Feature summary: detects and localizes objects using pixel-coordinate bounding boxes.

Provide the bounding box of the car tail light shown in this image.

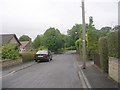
[44,54,48,58]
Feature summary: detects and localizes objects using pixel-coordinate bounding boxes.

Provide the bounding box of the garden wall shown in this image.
[109,57,120,83]
[0,58,22,68]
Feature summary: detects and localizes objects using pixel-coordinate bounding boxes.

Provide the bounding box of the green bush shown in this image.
[99,37,108,73]
[107,30,119,59]
[21,51,35,62]
[75,38,82,54]
[2,44,20,60]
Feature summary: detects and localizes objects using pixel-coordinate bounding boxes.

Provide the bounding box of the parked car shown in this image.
[33,50,52,62]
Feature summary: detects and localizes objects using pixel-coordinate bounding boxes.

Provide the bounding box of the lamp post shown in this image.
[81,0,86,69]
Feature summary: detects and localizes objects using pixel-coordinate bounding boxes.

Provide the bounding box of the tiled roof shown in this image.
[20,41,30,49]
[0,34,21,46]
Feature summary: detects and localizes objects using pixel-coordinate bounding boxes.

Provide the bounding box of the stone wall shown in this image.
[109,57,120,83]
[0,58,22,68]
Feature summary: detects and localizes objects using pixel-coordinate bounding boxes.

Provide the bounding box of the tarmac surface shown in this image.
[1,51,119,89]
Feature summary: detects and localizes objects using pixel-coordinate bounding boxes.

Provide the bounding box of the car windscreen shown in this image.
[36,51,48,54]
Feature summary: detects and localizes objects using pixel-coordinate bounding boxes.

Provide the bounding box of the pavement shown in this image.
[78,60,119,89]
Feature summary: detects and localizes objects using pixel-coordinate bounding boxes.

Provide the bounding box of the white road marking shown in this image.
[80,68,92,88]
[78,64,92,88]
[78,71,87,88]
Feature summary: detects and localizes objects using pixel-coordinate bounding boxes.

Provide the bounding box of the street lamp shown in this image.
[81,0,86,69]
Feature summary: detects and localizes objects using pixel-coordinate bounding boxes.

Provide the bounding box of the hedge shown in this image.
[99,37,108,73]
[107,30,120,59]
[21,51,36,62]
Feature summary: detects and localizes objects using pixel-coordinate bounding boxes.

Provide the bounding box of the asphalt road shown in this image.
[2,51,82,88]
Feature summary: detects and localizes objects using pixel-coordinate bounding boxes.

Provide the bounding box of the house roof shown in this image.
[0,34,21,46]
[20,41,30,49]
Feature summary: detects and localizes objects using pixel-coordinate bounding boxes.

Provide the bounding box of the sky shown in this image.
[1,0,119,40]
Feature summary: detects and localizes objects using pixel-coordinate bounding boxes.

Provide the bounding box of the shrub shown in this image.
[2,44,20,60]
[107,30,119,59]
[21,51,35,62]
[75,38,82,54]
[99,37,108,73]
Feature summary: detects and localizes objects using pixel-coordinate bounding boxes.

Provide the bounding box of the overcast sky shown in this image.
[1,0,119,40]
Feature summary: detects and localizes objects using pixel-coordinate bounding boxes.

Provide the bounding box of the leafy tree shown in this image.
[100,26,111,36]
[32,35,41,49]
[19,35,31,41]
[61,34,67,49]
[112,25,120,31]
[43,27,63,52]
[39,46,46,50]
[87,16,99,60]
[67,24,82,47]
[88,16,94,28]
[87,17,111,60]
[2,44,20,60]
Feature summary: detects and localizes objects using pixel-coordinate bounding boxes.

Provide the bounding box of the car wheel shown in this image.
[47,58,50,62]
[35,60,37,62]
[37,60,40,63]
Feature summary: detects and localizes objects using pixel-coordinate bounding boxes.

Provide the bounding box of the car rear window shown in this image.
[36,50,48,54]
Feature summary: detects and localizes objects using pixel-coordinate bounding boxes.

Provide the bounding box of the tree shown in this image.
[32,35,41,49]
[43,27,63,52]
[100,26,111,36]
[19,35,31,41]
[112,25,120,31]
[86,17,111,60]
[87,16,99,60]
[61,34,67,49]
[67,24,82,47]
[88,16,94,28]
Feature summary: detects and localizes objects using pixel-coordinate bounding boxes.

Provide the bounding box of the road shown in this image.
[2,51,83,88]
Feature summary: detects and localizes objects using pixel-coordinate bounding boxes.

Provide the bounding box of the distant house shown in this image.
[20,41,32,53]
[0,34,21,48]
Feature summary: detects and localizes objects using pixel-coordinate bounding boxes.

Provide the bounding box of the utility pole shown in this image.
[81,0,86,69]
[118,1,120,25]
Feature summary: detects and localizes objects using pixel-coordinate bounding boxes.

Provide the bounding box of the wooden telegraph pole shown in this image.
[81,0,86,69]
